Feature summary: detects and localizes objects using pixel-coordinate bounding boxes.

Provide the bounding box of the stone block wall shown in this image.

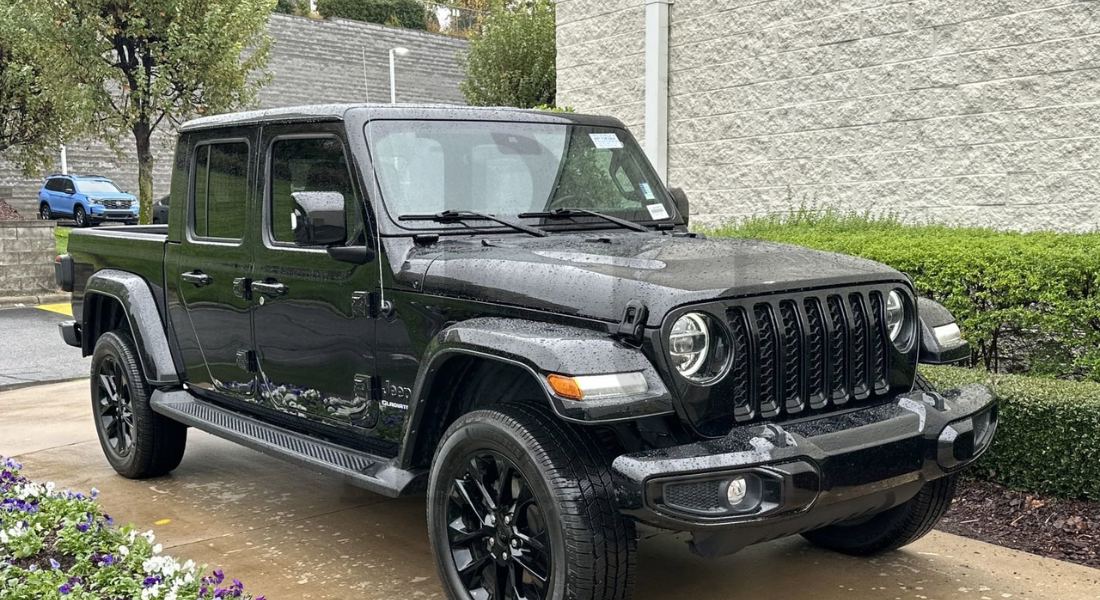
[0,221,57,299]
[557,0,1100,231]
[0,13,468,219]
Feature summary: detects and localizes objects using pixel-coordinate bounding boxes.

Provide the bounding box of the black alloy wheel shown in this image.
[95,355,135,459]
[40,204,52,220]
[73,205,87,227]
[447,451,552,600]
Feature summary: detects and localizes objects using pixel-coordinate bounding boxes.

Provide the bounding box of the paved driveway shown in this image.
[0,305,88,388]
[2,381,1098,600]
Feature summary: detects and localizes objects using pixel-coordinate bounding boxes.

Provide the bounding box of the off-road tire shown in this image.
[428,402,636,600]
[801,371,955,555]
[73,205,87,227]
[91,331,187,479]
[39,203,52,221]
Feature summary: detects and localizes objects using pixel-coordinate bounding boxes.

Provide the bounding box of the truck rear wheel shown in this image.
[427,403,635,600]
[91,331,187,479]
[802,371,955,555]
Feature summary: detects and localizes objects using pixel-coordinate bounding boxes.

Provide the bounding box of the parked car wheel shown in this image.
[73,205,88,228]
[800,371,955,556]
[428,403,636,600]
[39,203,52,221]
[91,330,187,479]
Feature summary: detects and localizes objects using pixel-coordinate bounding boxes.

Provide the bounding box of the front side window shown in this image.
[76,180,122,194]
[191,142,249,240]
[268,137,360,245]
[46,178,70,192]
[365,120,672,230]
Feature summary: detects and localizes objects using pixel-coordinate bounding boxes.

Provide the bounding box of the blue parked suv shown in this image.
[38,174,138,227]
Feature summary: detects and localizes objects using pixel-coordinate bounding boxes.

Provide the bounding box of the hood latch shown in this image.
[615,300,648,346]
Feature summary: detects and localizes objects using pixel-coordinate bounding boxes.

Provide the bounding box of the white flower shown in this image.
[44,482,55,494]
[153,543,163,554]
[182,560,194,572]
[183,573,194,584]
[165,592,177,600]
[118,545,129,557]
[128,530,138,543]
[143,530,156,543]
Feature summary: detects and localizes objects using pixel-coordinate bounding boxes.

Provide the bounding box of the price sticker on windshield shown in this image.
[646,203,670,220]
[589,133,623,149]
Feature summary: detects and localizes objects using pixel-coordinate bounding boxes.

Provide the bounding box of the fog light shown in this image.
[726,477,748,506]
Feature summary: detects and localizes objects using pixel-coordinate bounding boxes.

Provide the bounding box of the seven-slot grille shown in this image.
[723,290,894,423]
[100,198,132,209]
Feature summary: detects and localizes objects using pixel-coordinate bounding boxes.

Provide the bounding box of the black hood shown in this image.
[391,233,906,326]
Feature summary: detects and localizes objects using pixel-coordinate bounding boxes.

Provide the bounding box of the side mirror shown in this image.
[291,191,346,246]
[669,187,689,227]
[65,187,75,195]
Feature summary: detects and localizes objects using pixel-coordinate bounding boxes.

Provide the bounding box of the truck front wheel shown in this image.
[90,331,187,479]
[427,403,636,600]
[801,372,955,555]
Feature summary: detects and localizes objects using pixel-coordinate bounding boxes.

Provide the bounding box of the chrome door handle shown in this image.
[251,280,289,297]
[181,271,213,287]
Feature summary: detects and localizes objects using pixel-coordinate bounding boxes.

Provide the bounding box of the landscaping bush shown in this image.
[0,457,264,599]
[708,210,1100,381]
[315,0,431,29]
[922,365,1100,500]
[460,0,556,108]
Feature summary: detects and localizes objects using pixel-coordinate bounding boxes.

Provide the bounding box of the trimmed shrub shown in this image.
[708,210,1100,381]
[922,365,1100,500]
[316,0,431,29]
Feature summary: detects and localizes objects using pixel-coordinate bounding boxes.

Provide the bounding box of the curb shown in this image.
[0,293,71,309]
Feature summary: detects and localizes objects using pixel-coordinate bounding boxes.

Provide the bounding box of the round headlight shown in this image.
[886,290,915,351]
[669,313,709,377]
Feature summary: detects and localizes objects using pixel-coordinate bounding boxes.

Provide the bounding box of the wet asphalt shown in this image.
[2,381,1098,600]
[0,306,89,389]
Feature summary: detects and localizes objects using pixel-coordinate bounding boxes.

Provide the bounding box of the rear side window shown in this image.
[45,178,68,192]
[268,137,359,245]
[192,142,249,240]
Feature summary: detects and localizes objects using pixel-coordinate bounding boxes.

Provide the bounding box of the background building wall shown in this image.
[0,13,468,219]
[557,0,1100,231]
[0,221,57,300]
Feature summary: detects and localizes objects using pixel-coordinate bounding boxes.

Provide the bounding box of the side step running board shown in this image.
[150,388,424,497]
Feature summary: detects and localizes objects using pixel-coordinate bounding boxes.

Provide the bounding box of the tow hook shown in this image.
[615,300,648,346]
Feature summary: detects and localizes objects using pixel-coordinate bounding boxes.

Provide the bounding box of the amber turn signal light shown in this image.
[546,374,583,400]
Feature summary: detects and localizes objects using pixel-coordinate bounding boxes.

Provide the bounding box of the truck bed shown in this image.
[68,225,170,311]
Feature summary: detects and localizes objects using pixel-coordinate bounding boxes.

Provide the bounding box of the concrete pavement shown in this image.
[2,381,1098,600]
[0,305,87,389]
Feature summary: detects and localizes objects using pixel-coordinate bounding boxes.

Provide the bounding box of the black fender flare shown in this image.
[397,317,673,467]
[917,297,969,365]
[80,269,180,386]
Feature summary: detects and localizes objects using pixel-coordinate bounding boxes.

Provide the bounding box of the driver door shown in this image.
[250,124,381,440]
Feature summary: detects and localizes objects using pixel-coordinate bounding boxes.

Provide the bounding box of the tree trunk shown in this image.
[134,124,153,224]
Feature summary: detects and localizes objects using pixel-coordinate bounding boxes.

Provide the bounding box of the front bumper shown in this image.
[611,384,997,557]
[89,206,138,221]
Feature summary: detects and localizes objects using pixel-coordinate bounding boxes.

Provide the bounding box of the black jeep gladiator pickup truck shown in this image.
[56,104,997,600]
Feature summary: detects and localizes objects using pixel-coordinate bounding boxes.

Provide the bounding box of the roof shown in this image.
[178,103,627,132]
[47,173,113,180]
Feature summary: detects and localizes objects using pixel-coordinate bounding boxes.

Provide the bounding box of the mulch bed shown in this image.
[0,198,24,221]
[938,478,1099,569]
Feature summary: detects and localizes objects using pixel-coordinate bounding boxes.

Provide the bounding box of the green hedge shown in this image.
[316,0,431,29]
[923,365,1100,500]
[708,211,1100,381]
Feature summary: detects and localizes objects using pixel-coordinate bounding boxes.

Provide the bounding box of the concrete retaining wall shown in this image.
[0,221,57,300]
[557,0,1100,231]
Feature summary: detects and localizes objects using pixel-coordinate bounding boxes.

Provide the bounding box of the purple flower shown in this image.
[27,564,37,572]
[213,569,225,584]
[213,587,226,598]
[58,583,71,595]
[143,575,162,588]
[90,487,99,498]
[50,558,61,569]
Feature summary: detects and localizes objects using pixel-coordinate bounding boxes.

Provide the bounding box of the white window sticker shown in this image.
[589,133,624,149]
[639,182,656,200]
[646,203,670,220]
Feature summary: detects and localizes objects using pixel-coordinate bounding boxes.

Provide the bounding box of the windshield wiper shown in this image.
[400,210,548,237]
[517,208,650,233]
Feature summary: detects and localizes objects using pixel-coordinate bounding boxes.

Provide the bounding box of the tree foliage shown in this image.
[460,0,556,108]
[58,0,275,222]
[0,1,92,174]
[315,0,432,30]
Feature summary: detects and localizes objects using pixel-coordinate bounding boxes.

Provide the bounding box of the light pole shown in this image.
[389,46,409,104]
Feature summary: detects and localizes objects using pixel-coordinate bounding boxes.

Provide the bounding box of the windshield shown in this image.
[77,180,122,194]
[365,120,674,230]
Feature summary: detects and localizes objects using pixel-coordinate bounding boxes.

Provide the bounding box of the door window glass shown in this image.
[268,137,360,245]
[192,142,248,240]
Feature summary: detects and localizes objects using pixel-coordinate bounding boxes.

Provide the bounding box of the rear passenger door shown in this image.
[169,129,258,403]
[249,124,381,439]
